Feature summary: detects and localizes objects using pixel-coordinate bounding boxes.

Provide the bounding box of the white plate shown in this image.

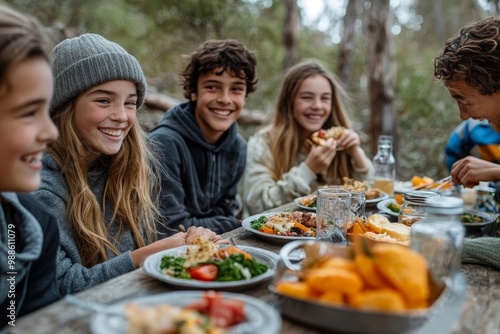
[394,181,453,196]
[242,212,316,245]
[90,291,282,334]
[365,191,390,206]
[394,181,412,194]
[142,245,278,291]
[295,192,389,210]
[377,198,400,217]
[293,196,316,211]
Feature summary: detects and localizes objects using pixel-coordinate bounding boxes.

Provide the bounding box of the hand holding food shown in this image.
[305,137,338,174]
[310,126,345,146]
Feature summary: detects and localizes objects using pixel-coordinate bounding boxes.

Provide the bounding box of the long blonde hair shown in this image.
[269,59,354,185]
[48,101,161,267]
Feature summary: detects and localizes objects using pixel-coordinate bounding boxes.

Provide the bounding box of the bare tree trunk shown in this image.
[283,0,299,70]
[367,0,396,156]
[432,0,445,43]
[338,0,357,86]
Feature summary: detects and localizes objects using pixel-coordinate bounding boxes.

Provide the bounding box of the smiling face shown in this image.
[73,80,137,164]
[191,69,247,144]
[293,74,332,135]
[447,80,500,132]
[0,57,58,192]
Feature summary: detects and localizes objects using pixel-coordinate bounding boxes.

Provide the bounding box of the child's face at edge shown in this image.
[447,80,500,132]
[191,68,246,144]
[0,57,58,192]
[73,80,137,165]
[293,74,332,135]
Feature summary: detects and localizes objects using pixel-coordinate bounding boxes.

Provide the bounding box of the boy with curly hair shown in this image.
[435,16,500,269]
[435,16,500,187]
[149,40,258,235]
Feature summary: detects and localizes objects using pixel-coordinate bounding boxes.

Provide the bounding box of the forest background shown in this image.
[6,0,500,181]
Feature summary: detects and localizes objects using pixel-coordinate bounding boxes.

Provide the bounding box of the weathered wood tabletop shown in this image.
[7,202,500,334]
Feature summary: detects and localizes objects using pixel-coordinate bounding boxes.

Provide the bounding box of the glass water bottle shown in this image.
[372,135,396,196]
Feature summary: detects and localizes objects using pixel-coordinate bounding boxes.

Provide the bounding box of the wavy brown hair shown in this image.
[268,59,354,185]
[0,4,49,86]
[180,39,258,104]
[48,101,161,267]
[434,16,500,95]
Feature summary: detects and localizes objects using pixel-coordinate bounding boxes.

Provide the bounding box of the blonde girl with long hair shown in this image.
[34,34,224,295]
[244,59,373,215]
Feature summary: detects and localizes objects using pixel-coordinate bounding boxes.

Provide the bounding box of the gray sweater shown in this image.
[33,154,135,295]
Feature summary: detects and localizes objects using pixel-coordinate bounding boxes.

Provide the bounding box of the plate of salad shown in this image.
[90,290,282,334]
[294,195,316,211]
[376,198,401,217]
[142,237,278,291]
[242,211,316,245]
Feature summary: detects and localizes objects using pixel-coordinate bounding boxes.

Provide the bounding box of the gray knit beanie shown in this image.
[49,33,146,116]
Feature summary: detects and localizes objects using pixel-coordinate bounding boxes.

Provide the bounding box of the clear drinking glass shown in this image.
[316,187,352,245]
[410,197,465,282]
[349,190,366,220]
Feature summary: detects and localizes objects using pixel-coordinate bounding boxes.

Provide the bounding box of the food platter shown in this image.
[90,291,282,334]
[142,245,278,291]
[461,210,495,228]
[241,212,316,245]
[293,196,316,211]
[365,191,390,206]
[377,198,400,217]
[270,240,466,334]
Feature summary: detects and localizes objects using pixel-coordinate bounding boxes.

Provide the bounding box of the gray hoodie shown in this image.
[0,192,60,328]
[33,154,136,295]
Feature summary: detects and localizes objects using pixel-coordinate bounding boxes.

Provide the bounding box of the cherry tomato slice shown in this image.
[188,264,219,281]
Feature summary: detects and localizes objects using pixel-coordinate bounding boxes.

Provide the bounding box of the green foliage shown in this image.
[4,0,493,181]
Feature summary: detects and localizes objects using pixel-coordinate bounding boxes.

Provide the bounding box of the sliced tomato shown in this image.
[188,264,218,281]
[317,129,326,138]
[186,291,246,328]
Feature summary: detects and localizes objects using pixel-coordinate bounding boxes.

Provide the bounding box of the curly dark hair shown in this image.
[434,16,500,95]
[179,39,258,101]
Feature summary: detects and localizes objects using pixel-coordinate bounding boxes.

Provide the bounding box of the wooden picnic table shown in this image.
[7,201,500,334]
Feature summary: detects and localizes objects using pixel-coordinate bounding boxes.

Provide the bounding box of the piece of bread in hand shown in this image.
[310,126,345,146]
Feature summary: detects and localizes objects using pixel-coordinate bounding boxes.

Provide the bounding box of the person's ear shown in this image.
[191,93,197,101]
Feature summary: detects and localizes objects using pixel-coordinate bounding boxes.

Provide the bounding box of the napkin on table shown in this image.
[462,237,500,270]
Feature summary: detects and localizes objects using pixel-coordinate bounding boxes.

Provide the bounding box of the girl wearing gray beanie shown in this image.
[33,33,226,295]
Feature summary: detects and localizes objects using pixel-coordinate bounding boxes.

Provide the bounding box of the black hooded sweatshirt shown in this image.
[149,102,246,236]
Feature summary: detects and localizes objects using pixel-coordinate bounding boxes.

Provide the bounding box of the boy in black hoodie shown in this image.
[0,4,61,329]
[149,40,258,235]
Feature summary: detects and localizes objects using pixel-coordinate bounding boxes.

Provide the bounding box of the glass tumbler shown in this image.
[410,197,465,282]
[316,187,351,245]
[349,190,366,221]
